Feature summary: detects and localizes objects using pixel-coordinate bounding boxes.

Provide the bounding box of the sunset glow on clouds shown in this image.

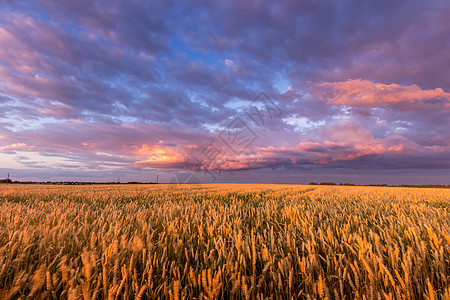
[1,0,450,183]
[312,80,450,108]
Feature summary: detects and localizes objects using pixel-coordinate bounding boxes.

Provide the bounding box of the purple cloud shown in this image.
[1,0,450,183]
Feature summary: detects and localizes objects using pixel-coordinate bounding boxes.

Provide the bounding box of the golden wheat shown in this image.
[0,184,449,298]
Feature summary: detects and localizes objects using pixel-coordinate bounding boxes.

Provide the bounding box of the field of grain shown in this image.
[0,184,450,299]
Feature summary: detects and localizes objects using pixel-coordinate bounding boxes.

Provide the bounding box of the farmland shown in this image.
[0,184,450,299]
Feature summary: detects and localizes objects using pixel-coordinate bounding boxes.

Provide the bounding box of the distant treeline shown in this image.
[1,180,449,189]
[309,182,450,188]
[309,182,357,186]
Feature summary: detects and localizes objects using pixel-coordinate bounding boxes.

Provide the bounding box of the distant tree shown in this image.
[319,182,337,186]
[309,182,318,185]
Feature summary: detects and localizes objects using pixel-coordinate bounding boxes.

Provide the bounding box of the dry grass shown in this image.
[0,183,450,299]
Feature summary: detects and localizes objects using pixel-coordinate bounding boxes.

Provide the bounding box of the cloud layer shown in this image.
[1,0,450,183]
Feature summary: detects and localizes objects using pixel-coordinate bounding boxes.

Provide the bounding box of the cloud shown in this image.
[0,143,33,152]
[133,144,188,168]
[201,122,420,171]
[311,79,450,109]
[1,0,450,183]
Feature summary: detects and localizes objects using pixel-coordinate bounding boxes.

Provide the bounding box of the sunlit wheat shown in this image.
[0,184,449,298]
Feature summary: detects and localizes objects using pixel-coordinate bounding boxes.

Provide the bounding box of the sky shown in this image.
[1,0,450,184]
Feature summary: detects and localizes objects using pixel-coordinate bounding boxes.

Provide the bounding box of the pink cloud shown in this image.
[133,144,187,168]
[295,142,325,152]
[224,58,234,67]
[0,143,34,152]
[221,122,421,169]
[311,79,450,108]
[314,122,418,161]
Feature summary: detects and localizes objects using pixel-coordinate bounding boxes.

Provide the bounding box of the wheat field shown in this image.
[0,184,450,299]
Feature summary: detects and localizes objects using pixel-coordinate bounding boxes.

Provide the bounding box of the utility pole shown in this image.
[156,173,159,184]
[7,172,10,184]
